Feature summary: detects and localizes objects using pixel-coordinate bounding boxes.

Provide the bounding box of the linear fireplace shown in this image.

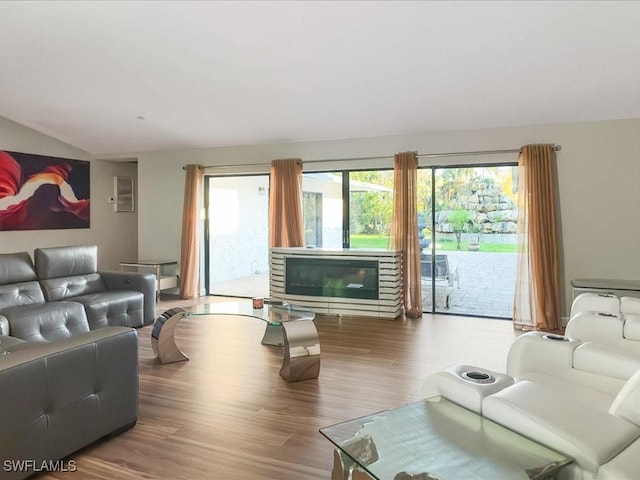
[270,248,402,318]
[285,257,379,300]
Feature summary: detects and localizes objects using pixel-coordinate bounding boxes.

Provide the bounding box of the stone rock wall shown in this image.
[435,178,517,234]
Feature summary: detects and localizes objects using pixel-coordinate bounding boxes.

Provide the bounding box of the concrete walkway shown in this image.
[210,251,517,319]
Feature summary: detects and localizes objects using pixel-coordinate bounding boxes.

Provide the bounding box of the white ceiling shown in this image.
[0,1,639,156]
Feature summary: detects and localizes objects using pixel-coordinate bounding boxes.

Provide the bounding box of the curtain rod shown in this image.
[184,144,561,170]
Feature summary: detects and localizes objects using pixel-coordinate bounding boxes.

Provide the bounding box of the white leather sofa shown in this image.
[420,294,640,479]
[566,294,640,364]
[505,294,640,397]
[422,362,640,479]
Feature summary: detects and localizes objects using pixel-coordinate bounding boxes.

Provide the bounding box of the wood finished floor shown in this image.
[39,296,521,480]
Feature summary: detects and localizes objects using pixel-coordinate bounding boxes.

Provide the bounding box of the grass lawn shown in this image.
[350,234,517,253]
[438,241,517,253]
[350,234,390,248]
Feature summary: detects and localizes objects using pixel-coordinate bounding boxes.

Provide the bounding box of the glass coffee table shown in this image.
[320,397,572,480]
[151,301,320,382]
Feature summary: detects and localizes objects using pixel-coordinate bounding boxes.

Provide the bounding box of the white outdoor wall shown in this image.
[208,175,270,283]
[135,118,640,317]
[0,116,138,270]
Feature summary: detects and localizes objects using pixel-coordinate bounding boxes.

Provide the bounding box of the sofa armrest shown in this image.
[506,331,580,378]
[0,335,27,351]
[100,271,157,326]
[0,314,8,336]
[420,364,513,414]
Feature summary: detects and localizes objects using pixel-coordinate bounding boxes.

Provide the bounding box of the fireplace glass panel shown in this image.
[286,258,379,300]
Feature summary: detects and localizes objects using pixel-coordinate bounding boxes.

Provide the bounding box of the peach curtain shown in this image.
[389,151,422,318]
[179,164,204,299]
[513,144,561,330]
[269,158,304,247]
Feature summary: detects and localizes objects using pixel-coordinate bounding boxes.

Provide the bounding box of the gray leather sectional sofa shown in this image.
[0,328,138,480]
[0,245,155,479]
[0,245,156,341]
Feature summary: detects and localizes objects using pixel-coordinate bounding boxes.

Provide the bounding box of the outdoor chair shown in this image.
[421,254,458,308]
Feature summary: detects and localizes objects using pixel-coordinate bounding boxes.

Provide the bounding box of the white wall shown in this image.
[11,110,635,318]
[136,118,640,317]
[0,116,138,270]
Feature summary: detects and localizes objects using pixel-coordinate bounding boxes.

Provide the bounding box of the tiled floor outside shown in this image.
[210,251,516,319]
[431,251,516,319]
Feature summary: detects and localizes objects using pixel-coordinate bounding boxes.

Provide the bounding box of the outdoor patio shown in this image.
[210,250,516,319]
[422,251,516,319]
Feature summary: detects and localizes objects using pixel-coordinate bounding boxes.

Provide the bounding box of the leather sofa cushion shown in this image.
[482,377,640,473]
[3,301,90,343]
[624,315,640,341]
[0,252,37,285]
[0,280,46,308]
[34,245,98,279]
[573,342,640,380]
[621,296,640,316]
[39,273,106,302]
[598,433,640,479]
[72,290,144,329]
[0,315,8,336]
[609,368,640,427]
[515,372,616,410]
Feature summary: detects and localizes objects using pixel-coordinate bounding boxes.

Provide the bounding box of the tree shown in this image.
[349,171,393,235]
[449,209,472,250]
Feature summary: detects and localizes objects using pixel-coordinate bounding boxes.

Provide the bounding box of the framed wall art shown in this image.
[0,150,90,231]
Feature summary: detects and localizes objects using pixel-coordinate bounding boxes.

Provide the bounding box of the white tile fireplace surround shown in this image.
[269,247,402,318]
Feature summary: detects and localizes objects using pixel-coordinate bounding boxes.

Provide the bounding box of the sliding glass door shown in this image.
[299,167,516,318]
[348,171,394,248]
[204,164,517,318]
[205,175,270,298]
[301,173,343,248]
[300,170,395,250]
[428,165,518,318]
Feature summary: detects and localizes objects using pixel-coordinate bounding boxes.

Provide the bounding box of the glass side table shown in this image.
[150,301,320,382]
[119,260,179,300]
[320,397,572,480]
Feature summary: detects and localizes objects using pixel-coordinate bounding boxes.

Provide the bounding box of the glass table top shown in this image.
[184,300,316,326]
[320,397,572,480]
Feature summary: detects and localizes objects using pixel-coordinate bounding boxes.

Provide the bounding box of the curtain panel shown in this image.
[269,158,304,248]
[179,164,204,299]
[390,151,423,318]
[513,144,561,330]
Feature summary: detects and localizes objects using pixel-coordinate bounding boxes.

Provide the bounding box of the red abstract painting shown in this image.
[0,151,90,230]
